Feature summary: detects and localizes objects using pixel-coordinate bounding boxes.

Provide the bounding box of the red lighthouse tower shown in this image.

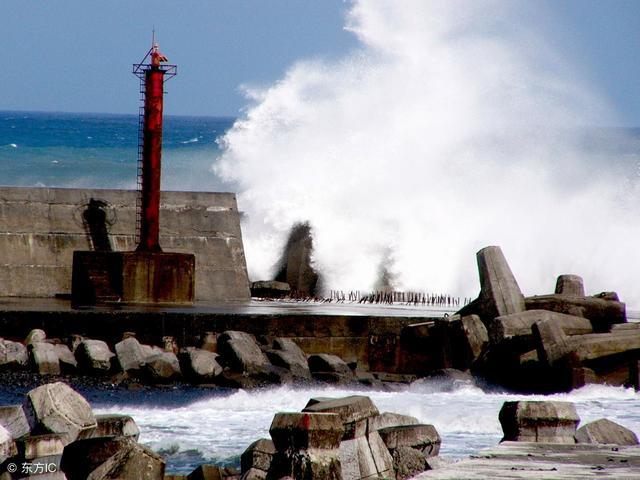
[133,42,175,252]
[71,41,195,306]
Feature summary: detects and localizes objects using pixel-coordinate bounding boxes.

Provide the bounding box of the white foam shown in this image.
[93,381,640,464]
[214,0,640,307]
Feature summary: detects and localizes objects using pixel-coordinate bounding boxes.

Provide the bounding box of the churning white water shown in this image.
[215,0,640,306]
[93,381,640,473]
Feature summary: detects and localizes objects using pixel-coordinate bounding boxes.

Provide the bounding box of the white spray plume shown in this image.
[216,0,640,305]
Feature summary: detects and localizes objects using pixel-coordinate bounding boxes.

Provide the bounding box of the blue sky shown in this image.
[1,0,639,125]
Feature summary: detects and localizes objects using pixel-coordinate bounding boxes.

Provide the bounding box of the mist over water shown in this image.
[216,0,640,306]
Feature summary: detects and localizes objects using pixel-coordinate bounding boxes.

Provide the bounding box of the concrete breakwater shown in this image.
[0,187,250,302]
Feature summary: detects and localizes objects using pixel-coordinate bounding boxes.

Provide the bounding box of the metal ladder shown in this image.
[135,77,145,244]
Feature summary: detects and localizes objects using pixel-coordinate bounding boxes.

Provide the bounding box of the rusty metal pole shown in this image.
[137,47,165,252]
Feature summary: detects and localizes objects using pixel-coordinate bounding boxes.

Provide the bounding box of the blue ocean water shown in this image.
[0,111,234,191]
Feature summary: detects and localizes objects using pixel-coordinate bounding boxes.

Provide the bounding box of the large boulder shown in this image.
[307,354,354,383]
[86,440,165,479]
[187,465,239,479]
[29,342,61,375]
[575,418,639,445]
[180,348,223,380]
[115,337,146,372]
[217,331,271,374]
[23,382,97,445]
[142,352,181,381]
[76,340,115,373]
[267,339,311,381]
[499,401,579,444]
[269,412,343,480]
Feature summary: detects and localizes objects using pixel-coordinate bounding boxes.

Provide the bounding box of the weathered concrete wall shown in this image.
[0,187,250,301]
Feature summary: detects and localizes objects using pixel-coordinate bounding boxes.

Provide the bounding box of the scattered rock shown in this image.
[307,354,354,383]
[53,343,78,372]
[25,329,46,346]
[115,337,146,372]
[23,382,97,445]
[575,418,639,445]
[217,331,271,375]
[180,348,223,380]
[499,401,579,444]
[142,352,181,381]
[0,339,28,369]
[76,340,115,373]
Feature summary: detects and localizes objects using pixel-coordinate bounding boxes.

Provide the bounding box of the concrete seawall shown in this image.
[0,187,250,301]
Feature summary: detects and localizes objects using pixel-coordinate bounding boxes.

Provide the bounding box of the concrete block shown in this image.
[0,425,17,464]
[76,340,114,373]
[369,412,420,432]
[555,274,585,296]
[575,418,639,445]
[302,395,379,440]
[269,412,343,451]
[378,424,441,456]
[532,318,572,366]
[29,342,61,375]
[525,294,626,331]
[0,405,30,439]
[23,382,97,446]
[566,331,640,362]
[180,349,222,379]
[489,310,593,345]
[187,464,239,479]
[499,401,580,443]
[60,436,134,479]
[476,246,525,319]
[250,280,290,298]
[240,438,275,474]
[392,446,428,480]
[86,441,165,479]
[15,433,64,466]
[78,414,140,441]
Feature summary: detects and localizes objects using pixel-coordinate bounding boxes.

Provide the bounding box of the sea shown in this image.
[1,110,640,475]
